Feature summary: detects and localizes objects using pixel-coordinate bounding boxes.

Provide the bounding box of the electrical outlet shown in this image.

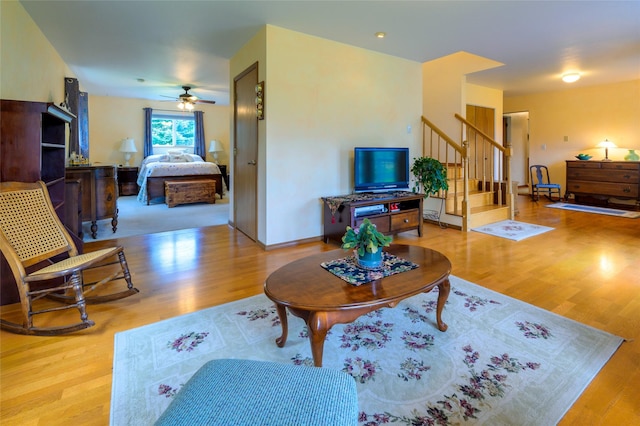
[541,144,547,151]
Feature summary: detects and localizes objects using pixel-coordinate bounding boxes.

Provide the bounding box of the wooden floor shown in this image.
[1,196,639,425]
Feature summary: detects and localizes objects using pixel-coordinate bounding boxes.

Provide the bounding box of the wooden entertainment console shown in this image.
[565,160,640,208]
[322,192,424,243]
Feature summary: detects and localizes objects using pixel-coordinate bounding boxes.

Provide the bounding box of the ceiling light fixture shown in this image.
[562,72,581,83]
[178,100,195,111]
[375,32,386,38]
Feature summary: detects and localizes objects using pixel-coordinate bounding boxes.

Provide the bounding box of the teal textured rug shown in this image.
[111,275,623,425]
[546,202,640,218]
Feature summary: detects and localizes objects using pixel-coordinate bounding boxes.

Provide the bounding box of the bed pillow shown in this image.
[141,154,169,168]
[168,153,190,162]
[186,154,204,162]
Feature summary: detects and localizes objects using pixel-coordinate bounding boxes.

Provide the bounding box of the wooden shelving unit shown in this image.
[1,100,76,305]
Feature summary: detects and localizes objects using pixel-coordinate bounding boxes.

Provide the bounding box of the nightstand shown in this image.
[118,166,139,196]
[217,164,230,190]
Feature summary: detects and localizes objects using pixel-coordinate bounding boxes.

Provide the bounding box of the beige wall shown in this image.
[88,96,230,167]
[505,79,640,191]
[0,1,72,102]
[261,26,422,245]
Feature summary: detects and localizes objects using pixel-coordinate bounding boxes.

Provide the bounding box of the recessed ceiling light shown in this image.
[375,32,386,39]
[562,72,580,83]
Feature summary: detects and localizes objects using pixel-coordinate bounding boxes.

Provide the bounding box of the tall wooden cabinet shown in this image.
[1,99,76,305]
[1,100,75,219]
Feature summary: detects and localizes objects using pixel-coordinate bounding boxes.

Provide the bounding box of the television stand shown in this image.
[322,192,424,244]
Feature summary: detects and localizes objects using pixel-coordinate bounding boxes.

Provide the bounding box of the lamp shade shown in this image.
[596,139,616,149]
[209,140,224,153]
[119,138,137,153]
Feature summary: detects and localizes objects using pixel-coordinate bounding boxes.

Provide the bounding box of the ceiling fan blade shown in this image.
[196,99,216,105]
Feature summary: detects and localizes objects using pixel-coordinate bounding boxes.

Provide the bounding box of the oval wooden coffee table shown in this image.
[264,244,451,367]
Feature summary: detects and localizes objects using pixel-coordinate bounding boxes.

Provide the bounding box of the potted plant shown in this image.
[411,157,449,197]
[341,218,392,269]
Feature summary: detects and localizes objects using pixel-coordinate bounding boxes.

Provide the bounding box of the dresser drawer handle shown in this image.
[623,187,631,193]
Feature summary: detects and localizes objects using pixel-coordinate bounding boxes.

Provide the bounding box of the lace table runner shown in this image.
[320,252,419,286]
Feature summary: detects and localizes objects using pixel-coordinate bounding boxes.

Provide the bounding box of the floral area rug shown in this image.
[471,220,554,241]
[110,275,622,425]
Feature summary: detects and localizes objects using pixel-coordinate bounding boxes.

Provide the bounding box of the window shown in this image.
[151,114,195,148]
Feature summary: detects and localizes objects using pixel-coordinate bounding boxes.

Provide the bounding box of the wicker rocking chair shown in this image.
[0,181,139,335]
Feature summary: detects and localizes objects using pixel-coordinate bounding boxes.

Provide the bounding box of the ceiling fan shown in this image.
[167,86,216,110]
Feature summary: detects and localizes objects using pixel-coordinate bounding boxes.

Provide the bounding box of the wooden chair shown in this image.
[530,165,562,201]
[0,181,139,335]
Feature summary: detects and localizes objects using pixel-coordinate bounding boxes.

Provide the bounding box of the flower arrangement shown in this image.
[341,218,392,257]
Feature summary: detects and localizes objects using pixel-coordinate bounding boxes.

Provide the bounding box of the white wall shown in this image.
[263,26,423,246]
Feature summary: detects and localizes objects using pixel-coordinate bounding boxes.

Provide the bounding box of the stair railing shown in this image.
[454,113,513,218]
[420,116,469,219]
[421,115,514,229]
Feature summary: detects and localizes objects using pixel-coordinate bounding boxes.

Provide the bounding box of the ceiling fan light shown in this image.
[177,102,185,109]
[562,72,580,83]
[186,102,194,111]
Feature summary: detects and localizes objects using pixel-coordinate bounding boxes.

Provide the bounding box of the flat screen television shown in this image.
[354,147,410,193]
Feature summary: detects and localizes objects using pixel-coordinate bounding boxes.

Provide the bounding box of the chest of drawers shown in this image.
[565,160,640,205]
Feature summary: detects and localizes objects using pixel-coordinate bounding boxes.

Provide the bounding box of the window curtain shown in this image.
[193,111,206,158]
[143,107,153,158]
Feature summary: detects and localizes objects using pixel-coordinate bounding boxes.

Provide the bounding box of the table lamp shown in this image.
[208,140,224,164]
[596,139,616,161]
[119,138,137,166]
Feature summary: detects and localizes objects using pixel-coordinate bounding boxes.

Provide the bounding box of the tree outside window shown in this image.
[151,116,195,147]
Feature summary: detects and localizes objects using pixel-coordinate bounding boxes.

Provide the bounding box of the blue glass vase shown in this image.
[357,250,383,270]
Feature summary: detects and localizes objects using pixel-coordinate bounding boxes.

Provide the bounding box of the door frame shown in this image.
[232,62,259,241]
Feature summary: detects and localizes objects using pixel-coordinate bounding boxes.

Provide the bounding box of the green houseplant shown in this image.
[411,157,449,196]
[341,218,392,269]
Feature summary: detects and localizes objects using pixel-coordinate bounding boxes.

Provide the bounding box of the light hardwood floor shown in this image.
[1,195,639,425]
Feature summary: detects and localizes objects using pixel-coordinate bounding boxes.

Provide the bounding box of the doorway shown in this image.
[233,63,259,241]
[503,111,529,190]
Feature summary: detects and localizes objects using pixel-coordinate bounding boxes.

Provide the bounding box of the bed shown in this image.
[136,152,226,205]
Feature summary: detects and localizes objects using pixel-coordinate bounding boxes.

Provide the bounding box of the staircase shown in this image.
[421,115,514,231]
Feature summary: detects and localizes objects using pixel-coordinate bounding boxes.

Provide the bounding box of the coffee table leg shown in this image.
[436,278,451,332]
[274,303,289,347]
[307,311,330,367]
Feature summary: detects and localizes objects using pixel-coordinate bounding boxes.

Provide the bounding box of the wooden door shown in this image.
[466,105,495,181]
[233,63,259,241]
